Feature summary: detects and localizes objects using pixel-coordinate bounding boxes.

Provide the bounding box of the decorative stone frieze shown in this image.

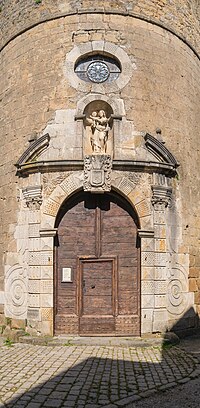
[43,172,72,196]
[155,295,166,308]
[83,155,112,192]
[118,178,135,195]
[28,267,41,280]
[28,294,40,308]
[29,251,53,266]
[41,308,53,321]
[141,252,155,267]
[23,186,42,210]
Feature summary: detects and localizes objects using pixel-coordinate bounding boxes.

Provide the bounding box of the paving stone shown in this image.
[178,377,190,384]
[159,381,177,390]
[43,399,63,407]
[104,405,118,408]
[0,343,199,407]
[36,388,52,395]
[29,395,47,403]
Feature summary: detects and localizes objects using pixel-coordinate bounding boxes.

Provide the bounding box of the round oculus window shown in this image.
[87,61,110,83]
[75,54,121,84]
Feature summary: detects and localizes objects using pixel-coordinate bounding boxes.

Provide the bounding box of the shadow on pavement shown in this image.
[0,308,199,408]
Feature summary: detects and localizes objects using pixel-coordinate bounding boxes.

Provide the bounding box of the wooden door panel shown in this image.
[102,216,133,228]
[80,259,113,315]
[83,297,113,314]
[84,268,111,281]
[79,259,115,334]
[79,317,115,335]
[56,297,76,314]
[119,292,139,314]
[84,280,112,295]
[102,233,137,243]
[101,243,136,254]
[119,273,138,291]
[119,257,138,267]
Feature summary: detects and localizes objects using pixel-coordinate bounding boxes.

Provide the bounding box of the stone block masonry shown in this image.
[0,0,199,335]
[0,1,199,55]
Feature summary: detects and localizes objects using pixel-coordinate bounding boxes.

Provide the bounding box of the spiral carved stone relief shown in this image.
[5,265,27,318]
[167,266,188,315]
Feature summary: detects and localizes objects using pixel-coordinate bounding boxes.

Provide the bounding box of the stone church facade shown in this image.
[0,0,199,336]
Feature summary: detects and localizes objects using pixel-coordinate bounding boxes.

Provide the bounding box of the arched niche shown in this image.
[83,101,114,156]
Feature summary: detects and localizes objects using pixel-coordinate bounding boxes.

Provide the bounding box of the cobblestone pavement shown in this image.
[126,377,200,408]
[0,342,200,408]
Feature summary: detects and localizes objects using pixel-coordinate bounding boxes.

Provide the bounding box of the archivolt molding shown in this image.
[144,133,179,167]
[64,41,135,93]
[41,171,152,230]
[15,134,50,170]
[75,93,125,117]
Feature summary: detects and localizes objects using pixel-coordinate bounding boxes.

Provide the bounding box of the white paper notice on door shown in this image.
[62,268,72,282]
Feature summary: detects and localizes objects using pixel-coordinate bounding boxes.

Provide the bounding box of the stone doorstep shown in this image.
[14,333,179,347]
[0,325,180,347]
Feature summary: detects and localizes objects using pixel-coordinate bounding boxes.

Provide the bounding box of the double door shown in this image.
[54,192,140,336]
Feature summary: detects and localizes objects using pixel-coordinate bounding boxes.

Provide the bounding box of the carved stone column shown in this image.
[138,229,155,334]
[151,177,172,332]
[27,227,57,336]
[22,185,55,335]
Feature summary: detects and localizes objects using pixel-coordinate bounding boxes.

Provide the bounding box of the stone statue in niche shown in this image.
[87,109,111,154]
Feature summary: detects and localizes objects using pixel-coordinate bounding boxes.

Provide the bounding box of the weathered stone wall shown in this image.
[0,0,199,55]
[0,1,199,331]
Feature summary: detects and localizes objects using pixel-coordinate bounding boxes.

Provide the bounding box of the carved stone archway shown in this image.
[31,171,152,335]
[41,171,151,229]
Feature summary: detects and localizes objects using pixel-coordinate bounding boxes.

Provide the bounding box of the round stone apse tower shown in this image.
[0,0,199,337]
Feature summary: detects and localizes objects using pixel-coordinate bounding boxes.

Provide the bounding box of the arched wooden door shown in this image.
[54,191,140,336]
